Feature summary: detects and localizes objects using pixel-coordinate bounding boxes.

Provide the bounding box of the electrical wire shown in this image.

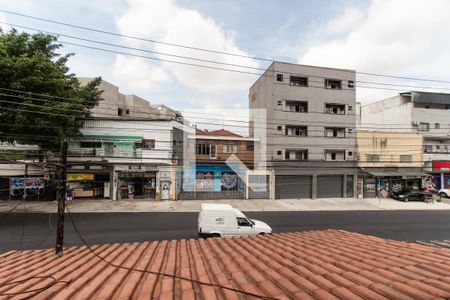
[2,9,450,85]
[0,275,72,299]
[5,21,450,93]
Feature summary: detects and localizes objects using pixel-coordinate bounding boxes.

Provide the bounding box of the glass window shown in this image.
[276,74,283,82]
[237,217,252,227]
[289,76,308,87]
[80,141,102,148]
[142,139,155,149]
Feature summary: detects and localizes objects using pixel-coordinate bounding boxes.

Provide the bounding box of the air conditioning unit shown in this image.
[412,121,418,126]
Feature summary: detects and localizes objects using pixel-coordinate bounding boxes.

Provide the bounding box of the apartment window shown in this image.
[324,103,345,114]
[277,126,282,131]
[196,144,210,155]
[435,123,440,129]
[348,81,354,88]
[324,127,345,138]
[142,139,155,149]
[118,108,124,116]
[325,79,342,89]
[277,150,282,155]
[348,151,353,156]
[246,144,254,152]
[289,76,308,87]
[80,141,101,148]
[325,150,345,161]
[285,126,307,137]
[366,154,380,162]
[418,122,430,131]
[285,100,307,112]
[400,155,412,163]
[424,144,432,153]
[285,150,308,160]
[223,145,237,154]
[125,109,130,115]
[277,100,282,106]
[276,74,283,82]
[210,145,217,159]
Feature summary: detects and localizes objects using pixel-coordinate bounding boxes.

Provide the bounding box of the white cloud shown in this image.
[299,0,450,103]
[115,0,259,95]
[111,55,170,91]
[324,7,364,35]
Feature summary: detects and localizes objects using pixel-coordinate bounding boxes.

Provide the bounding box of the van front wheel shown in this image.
[211,233,221,238]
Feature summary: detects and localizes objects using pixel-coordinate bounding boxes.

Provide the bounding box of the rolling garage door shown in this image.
[317,175,343,198]
[275,175,312,199]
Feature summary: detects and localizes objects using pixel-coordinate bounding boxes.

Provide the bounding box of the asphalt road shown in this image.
[1,210,450,253]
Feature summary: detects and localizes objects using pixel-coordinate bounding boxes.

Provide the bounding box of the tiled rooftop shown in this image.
[1,229,450,299]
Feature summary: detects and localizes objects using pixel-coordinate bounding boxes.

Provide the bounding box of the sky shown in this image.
[1,0,450,129]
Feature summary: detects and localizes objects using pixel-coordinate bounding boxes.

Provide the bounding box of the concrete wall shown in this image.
[250,62,356,162]
[356,131,423,168]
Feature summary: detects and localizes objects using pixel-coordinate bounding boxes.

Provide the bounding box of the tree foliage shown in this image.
[0,29,102,150]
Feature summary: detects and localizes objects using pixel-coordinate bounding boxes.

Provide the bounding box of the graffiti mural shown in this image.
[378,180,389,198]
[10,177,45,190]
[221,172,238,191]
[196,171,214,191]
[422,175,439,192]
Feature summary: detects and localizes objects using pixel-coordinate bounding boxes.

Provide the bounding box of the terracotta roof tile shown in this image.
[1,229,450,299]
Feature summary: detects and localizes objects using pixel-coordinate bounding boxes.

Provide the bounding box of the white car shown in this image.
[438,189,450,198]
[197,203,272,238]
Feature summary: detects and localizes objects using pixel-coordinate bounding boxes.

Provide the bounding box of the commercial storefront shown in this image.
[358,168,427,198]
[116,171,157,200]
[66,173,111,199]
[425,161,450,192]
[179,164,245,199]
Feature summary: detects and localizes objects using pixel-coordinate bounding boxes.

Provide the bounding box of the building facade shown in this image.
[356,131,425,198]
[249,62,357,199]
[66,118,190,200]
[179,129,271,199]
[361,91,450,191]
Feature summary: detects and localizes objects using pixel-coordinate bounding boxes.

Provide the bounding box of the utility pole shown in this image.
[55,138,68,256]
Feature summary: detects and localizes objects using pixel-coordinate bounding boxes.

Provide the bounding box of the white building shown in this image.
[361,91,450,190]
[67,118,193,200]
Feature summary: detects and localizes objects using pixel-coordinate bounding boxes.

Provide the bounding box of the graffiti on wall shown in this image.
[378,180,389,198]
[422,175,439,192]
[196,172,214,191]
[221,172,238,191]
[10,177,45,190]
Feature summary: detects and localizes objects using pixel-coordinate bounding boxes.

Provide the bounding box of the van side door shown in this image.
[236,217,255,236]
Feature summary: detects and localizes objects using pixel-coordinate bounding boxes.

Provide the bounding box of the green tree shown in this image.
[0,29,102,151]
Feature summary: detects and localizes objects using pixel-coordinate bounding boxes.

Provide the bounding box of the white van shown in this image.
[197,203,272,237]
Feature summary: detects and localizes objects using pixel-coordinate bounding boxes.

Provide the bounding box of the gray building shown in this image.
[249,62,357,199]
[361,91,450,190]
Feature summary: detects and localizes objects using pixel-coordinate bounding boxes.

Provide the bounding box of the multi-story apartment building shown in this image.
[249,62,357,199]
[361,91,450,191]
[64,79,193,201]
[356,131,425,198]
[78,78,183,121]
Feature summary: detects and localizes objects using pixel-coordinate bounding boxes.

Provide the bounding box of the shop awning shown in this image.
[364,169,429,177]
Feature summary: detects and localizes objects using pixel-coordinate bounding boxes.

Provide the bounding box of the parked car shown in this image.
[438,189,450,198]
[392,189,433,202]
[198,203,272,237]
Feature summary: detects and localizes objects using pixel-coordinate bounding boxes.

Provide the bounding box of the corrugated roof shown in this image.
[1,230,450,299]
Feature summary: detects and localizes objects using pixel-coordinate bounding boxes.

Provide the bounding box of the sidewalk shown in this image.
[1,197,450,213]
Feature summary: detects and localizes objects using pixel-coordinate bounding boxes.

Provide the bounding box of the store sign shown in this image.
[10,177,45,190]
[118,172,155,178]
[433,161,450,172]
[67,174,94,181]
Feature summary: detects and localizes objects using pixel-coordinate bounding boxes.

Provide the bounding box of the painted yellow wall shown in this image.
[356,131,423,168]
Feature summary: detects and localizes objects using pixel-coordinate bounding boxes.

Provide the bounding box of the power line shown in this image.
[4,22,450,93]
[2,9,450,85]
